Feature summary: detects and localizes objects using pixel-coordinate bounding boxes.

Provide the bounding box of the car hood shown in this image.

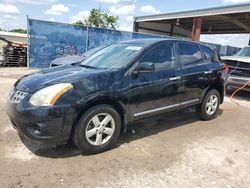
[51,55,84,66]
[15,65,109,93]
[221,56,250,63]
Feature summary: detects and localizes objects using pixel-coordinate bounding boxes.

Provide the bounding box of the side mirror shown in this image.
[133,62,155,75]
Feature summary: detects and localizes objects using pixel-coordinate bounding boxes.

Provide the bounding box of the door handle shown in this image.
[170,76,181,81]
[204,70,212,74]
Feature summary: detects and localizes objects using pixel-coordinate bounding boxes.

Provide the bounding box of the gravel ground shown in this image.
[0,68,250,188]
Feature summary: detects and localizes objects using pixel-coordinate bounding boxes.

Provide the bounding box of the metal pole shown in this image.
[133,20,139,32]
[170,24,174,36]
[26,15,30,68]
[86,25,89,52]
[191,17,203,41]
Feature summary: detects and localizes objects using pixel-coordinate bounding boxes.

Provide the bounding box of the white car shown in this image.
[221,46,250,91]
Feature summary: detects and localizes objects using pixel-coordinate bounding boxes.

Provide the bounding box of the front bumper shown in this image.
[227,76,250,91]
[6,100,77,144]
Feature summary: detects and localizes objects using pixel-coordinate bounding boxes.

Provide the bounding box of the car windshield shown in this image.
[236,47,250,57]
[81,46,105,58]
[80,43,145,69]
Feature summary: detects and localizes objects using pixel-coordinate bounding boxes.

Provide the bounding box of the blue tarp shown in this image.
[87,27,132,50]
[28,19,88,68]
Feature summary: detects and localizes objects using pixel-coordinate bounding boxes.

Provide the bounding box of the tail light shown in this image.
[222,63,229,71]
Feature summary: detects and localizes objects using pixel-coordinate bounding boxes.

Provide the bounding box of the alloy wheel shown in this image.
[206,95,218,115]
[85,113,115,146]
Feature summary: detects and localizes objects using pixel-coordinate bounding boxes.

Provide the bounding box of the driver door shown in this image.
[125,42,182,120]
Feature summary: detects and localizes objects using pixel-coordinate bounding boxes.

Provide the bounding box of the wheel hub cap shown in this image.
[85,113,115,146]
[206,95,218,115]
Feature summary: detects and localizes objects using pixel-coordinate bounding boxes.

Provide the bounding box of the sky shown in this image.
[0,0,250,47]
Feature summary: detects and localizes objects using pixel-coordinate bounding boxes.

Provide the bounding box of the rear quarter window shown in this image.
[179,43,203,66]
[200,45,216,61]
[212,52,220,62]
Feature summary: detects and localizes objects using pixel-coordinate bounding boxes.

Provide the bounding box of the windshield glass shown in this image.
[82,46,104,58]
[236,47,250,57]
[80,43,145,69]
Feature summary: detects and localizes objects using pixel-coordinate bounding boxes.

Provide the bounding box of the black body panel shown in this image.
[6,39,226,144]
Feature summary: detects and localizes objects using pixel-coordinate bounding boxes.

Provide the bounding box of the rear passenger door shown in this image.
[178,42,211,103]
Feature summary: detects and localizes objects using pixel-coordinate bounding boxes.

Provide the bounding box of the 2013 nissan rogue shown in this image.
[7,39,227,154]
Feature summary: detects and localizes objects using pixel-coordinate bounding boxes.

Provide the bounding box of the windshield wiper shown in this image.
[80,64,98,69]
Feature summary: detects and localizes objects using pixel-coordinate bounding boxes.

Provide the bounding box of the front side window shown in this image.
[80,43,145,69]
[179,43,203,66]
[138,43,175,71]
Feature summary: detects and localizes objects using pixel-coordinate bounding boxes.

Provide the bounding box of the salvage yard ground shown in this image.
[0,68,250,188]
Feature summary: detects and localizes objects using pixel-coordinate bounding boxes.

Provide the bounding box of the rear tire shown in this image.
[72,104,121,154]
[199,89,220,121]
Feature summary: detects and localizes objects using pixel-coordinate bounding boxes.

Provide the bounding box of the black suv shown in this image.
[7,39,227,154]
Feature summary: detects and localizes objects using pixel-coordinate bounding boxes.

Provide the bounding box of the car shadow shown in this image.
[19,135,82,158]
[20,107,224,158]
[119,108,223,145]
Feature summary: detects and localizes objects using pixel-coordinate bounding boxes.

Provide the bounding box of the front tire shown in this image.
[72,104,121,154]
[200,89,220,121]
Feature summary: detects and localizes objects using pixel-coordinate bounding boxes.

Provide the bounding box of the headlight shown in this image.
[29,83,73,106]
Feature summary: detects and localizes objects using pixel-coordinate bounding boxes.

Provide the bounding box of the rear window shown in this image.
[179,43,203,66]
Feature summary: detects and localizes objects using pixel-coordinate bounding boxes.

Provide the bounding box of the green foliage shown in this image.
[74,8,118,30]
[102,12,119,29]
[73,20,84,26]
[9,29,27,34]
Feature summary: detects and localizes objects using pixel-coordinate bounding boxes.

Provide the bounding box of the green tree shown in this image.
[9,29,27,34]
[73,20,84,26]
[104,14,118,29]
[74,8,118,30]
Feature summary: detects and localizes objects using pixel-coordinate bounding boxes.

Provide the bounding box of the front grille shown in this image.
[228,66,250,77]
[9,89,28,104]
[224,60,250,77]
[224,60,250,69]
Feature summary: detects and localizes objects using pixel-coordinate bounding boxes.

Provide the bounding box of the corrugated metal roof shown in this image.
[135,3,250,22]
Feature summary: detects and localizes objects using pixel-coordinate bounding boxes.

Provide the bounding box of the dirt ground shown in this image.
[0,67,250,188]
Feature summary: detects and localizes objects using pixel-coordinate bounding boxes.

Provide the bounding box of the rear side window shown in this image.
[179,43,203,66]
[200,45,214,60]
[139,43,175,71]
